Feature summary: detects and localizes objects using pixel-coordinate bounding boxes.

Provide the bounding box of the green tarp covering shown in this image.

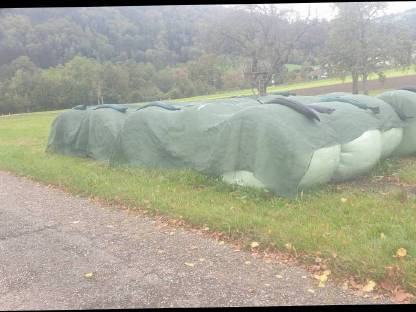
[47,91,415,199]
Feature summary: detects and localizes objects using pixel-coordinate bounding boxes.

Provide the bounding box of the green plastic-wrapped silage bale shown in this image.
[83,108,129,162]
[380,128,403,159]
[392,120,416,156]
[221,170,265,188]
[223,144,342,191]
[46,109,90,157]
[332,129,382,182]
[298,144,341,189]
[378,90,416,156]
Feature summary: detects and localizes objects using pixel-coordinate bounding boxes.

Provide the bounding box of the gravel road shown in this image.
[0,171,390,309]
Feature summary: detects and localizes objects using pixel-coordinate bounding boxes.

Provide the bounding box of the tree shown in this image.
[325,2,413,94]
[206,4,312,95]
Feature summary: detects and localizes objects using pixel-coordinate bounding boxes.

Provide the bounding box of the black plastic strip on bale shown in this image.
[399,86,416,93]
[72,104,87,110]
[135,101,181,112]
[307,104,335,114]
[93,104,128,113]
[263,97,321,121]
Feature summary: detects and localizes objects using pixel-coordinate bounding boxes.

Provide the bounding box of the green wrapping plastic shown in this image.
[378,90,416,120]
[380,128,403,159]
[222,171,265,188]
[392,119,416,156]
[378,90,416,156]
[332,130,382,182]
[298,144,341,189]
[47,92,406,198]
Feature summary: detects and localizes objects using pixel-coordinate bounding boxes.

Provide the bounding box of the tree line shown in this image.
[0,4,415,114]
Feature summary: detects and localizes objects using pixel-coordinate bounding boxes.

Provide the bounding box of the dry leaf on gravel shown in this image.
[184,262,195,267]
[362,280,376,292]
[392,290,415,303]
[250,242,259,248]
[314,270,331,288]
[379,280,394,291]
[84,272,93,278]
[275,274,283,279]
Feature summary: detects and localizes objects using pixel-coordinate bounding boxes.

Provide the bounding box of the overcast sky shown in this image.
[239,2,416,20]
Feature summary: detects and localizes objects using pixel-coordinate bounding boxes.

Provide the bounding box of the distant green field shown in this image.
[285,63,302,72]
[174,66,416,102]
[1,100,416,296]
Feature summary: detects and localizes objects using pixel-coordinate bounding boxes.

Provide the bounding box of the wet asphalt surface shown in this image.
[0,171,390,309]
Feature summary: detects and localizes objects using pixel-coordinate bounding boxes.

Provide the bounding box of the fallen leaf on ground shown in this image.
[244,261,251,265]
[393,290,414,303]
[380,280,394,291]
[84,272,93,278]
[394,247,407,259]
[307,289,315,294]
[314,270,331,288]
[362,280,376,292]
[318,275,328,287]
[285,243,292,250]
[276,274,283,279]
[184,262,195,267]
[218,241,225,245]
[250,242,260,248]
[323,270,331,276]
[340,197,348,203]
[349,279,362,290]
[199,258,205,262]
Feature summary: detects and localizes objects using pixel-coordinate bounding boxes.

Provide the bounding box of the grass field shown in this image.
[1,106,416,297]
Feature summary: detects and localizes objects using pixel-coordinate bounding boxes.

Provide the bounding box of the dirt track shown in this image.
[289,74,416,95]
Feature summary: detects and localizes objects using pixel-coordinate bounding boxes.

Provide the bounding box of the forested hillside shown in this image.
[0,5,414,114]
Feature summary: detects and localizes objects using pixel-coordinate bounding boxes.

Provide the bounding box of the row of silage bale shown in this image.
[378,89,416,156]
[222,93,392,191]
[297,96,383,188]
[284,92,406,189]
[47,104,129,162]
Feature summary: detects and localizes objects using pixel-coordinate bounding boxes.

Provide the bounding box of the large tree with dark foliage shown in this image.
[205,4,313,95]
[324,2,413,94]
